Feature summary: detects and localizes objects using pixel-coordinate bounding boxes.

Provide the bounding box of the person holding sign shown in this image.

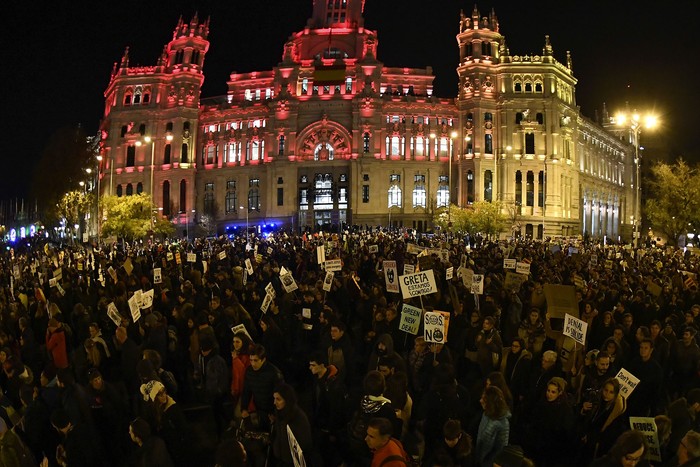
[579,378,628,466]
[270,382,313,467]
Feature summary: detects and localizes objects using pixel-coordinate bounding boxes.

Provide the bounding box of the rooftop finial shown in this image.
[544,35,553,56]
[566,50,573,70]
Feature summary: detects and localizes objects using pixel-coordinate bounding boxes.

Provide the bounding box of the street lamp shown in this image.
[616,111,658,247]
[240,206,249,243]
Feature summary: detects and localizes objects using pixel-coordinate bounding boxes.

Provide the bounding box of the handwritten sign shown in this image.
[615,368,640,399]
[424,311,447,343]
[140,289,154,310]
[325,259,343,272]
[107,302,121,327]
[317,245,326,264]
[260,293,272,313]
[446,267,454,280]
[629,417,662,462]
[515,262,531,275]
[245,258,254,275]
[403,264,415,275]
[128,293,141,322]
[399,304,422,335]
[544,284,578,319]
[563,313,588,345]
[218,251,226,260]
[399,270,437,298]
[281,272,298,293]
[187,253,197,263]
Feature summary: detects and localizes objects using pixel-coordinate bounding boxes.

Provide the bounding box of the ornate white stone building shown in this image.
[98,2,633,239]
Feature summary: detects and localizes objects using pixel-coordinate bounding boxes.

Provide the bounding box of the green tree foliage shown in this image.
[31,126,96,223]
[56,190,94,227]
[433,201,508,238]
[646,159,700,244]
[101,193,175,240]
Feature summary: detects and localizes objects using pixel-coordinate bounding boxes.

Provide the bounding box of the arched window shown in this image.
[136,182,143,194]
[181,143,188,163]
[484,170,492,202]
[388,185,402,208]
[116,185,123,197]
[126,184,133,196]
[126,146,135,167]
[179,180,187,213]
[314,143,334,161]
[413,175,426,208]
[162,181,171,216]
[163,144,171,164]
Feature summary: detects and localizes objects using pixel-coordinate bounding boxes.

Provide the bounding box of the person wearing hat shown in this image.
[50,407,104,466]
[141,380,190,467]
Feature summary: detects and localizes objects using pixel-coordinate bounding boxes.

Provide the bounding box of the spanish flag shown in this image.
[313,65,346,85]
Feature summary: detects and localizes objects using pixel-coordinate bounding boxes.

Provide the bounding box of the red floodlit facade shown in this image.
[99,2,634,239]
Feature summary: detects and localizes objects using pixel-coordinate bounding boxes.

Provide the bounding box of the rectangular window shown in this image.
[362,185,370,203]
[255,89,261,100]
[526,171,534,207]
[345,77,352,93]
[414,175,425,183]
[525,133,535,155]
[277,187,284,206]
[245,89,252,101]
[302,78,308,94]
[485,134,493,154]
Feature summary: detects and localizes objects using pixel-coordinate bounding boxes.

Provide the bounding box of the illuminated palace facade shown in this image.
[98,2,633,239]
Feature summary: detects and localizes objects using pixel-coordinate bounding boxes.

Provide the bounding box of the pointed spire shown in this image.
[543,35,553,56]
[120,47,129,69]
[490,8,499,32]
[566,50,573,70]
[499,37,509,57]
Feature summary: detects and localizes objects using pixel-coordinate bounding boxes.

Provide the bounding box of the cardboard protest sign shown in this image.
[167,252,174,262]
[403,264,415,275]
[503,259,516,270]
[140,289,154,310]
[260,293,272,313]
[504,271,527,292]
[281,272,298,293]
[399,304,422,335]
[265,282,276,298]
[287,425,307,467]
[243,270,248,285]
[245,258,254,275]
[646,282,662,297]
[424,311,447,343]
[629,417,662,462]
[515,261,531,275]
[399,270,438,298]
[218,251,226,260]
[153,268,162,284]
[107,302,122,327]
[383,260,399,293]
[406,243,426,255]
[446,267,454,280]
[187,253,197,263]
[82,232,89,243]
[317,245,325,264]
[471,274,484,294]
[615,368,640,399]
[53,268,63,281]
[56,283,66,296]
[417,254,435,272]
[128,293,141,322]
[231,324,253,342]
[563,313,588,345]
[543,284,578,319]
[175,252,182,265]
[49,277,57,288]
[325,259,342,272]
[107,266,117,283]
[280,266,289,276]
[202,260,208,274]
[322,271,334,292]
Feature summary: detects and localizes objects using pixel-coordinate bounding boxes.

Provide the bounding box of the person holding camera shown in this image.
[578,377,627,467]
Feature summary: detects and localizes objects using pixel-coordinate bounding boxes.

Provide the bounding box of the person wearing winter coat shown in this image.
[524,377,574,466]
[475,316,503,378]
[475,385,510,467]
[578,377,627,466]
[241,344,284,432]
[424,419,473,467]
[367,332,406,375]
[499,337,532,409]
[128,417,174,467]
[46,318,69,370]
[271,383,313,466]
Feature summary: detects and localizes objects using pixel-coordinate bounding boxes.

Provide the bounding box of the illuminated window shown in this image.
[314,143,334,161]
[413,175,426,208]
[345,77,353,93]
[390,174,401,183]
[278,135,285,156]
[302,78,308,94]
[363,132,371,153]
[388,185,402,208]
[484,170,493,202]
[245,89,253,101]
[437,176,449,208]
[485,134,493,154]
[255,89,261,101]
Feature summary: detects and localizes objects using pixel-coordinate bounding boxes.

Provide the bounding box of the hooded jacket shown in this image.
[367,333,406,374]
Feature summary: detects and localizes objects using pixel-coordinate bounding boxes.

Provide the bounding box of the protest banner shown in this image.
[399,304,422,335]
[325,259,342,272]
[543,284,578,319]
[187,252,197,263]
[245,258,254,275]
[503,271,526,292]
[563,313,588,345]
[399,270,438,298]
[287,425,307,467]
[383,260,399,293]
[406,243,426,255]
[140,289,154,310]
[446,267,454,280]
[322,271,334,292]
[471,274,484,294]
[515,261,531,275]
[128,293,141,322]
[629,417,662,462]
[107,302,121,327]
[317,245,325,264]
[424,311,447,343]
[615,368,640,399]
[503,259,516,270]
[403,264,415,275]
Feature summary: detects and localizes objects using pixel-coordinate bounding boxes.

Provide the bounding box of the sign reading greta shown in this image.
[399,270,437,298]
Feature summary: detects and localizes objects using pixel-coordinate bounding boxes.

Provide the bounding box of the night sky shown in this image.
[4,0,698,199]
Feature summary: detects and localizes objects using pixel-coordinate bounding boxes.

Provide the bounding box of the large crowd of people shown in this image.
[0,229,699,467]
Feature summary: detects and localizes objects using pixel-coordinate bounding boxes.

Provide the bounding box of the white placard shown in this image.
[324,259,342,272]
[615,368,640,399]
[369,245,379,254]
[82,233,88,243]
[629,417,662,462]
[108,266,117,282]
[515,262,531,275]
[261,293,272,313]
[424,311,447,343]
[245,258,254,275]
[128,293,141,322]
[302,308,311,319]
[399,270,438,298]
[153,268,162,284]
[460,268,474,288]
[167,252,174,261]
[281,272,298,293]
[403,264,415,275]
[218,251,226,260]
[140,289,154,310]
[107,302,121,327]
[383,260,399,293]
[471,274,484,294]
[49,277,57,288]
[563,313,588,345]
[503,258,516,269]
[231,324,253,342]
[317,245,326,264]
[187,253,197,263]
[399,304,422,335]
[280,266,289,276]
[287,425,307,467]
[322,271,334,292]
[446,267,454,280]
[265,282,276,298]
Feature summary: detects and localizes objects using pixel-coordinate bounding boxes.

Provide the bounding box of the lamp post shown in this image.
[240,205,249,243]
[615,112,658,248]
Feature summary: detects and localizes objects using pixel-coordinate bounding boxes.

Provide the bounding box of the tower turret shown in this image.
[309,0,365,29]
